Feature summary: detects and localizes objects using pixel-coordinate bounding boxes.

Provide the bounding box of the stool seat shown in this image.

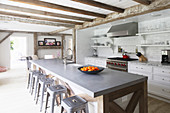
[61,95,89,113]
[45,85,68,113]
[48,85,67,93]
[39,76,54,84]
[63,95,87,109]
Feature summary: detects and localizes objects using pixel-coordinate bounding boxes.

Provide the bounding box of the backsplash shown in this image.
[95,17,170,62]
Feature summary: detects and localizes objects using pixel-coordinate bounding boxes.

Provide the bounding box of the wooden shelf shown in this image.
[136,45,170,47]
[137,30,170,36]
[38,46,62,49]
[91,46,111,48]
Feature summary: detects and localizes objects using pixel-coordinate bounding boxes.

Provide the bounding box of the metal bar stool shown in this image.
[36,76,54,112]
[44,85,68,113]
[60,95,89,113]
[29,70,42,94]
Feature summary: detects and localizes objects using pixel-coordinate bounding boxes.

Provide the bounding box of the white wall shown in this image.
[76,28,94,64]
[0,32,11,68]
[0,32,34,68]
[89,16,170,61]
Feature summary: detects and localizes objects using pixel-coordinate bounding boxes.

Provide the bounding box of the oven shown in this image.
[106,57,137,72]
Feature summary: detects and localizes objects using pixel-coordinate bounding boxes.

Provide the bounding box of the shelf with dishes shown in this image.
[136,30,170,36]
[136,44,170,47]
[91,45,111,48]
[37,46,62,49]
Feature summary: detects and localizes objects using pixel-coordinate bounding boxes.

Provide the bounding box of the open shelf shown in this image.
[38,46,62,49]
[136,45,170,47]
[137,30,170,36]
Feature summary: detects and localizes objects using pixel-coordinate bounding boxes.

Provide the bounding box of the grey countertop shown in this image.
[31,59,147,97]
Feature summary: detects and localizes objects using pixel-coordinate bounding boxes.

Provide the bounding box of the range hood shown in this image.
[107,22,138,38]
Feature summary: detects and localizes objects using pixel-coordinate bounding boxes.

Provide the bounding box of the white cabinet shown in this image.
[128,62,170,101]
[128,63,152,80]
[85,57,106,67]
[149,81,170,100]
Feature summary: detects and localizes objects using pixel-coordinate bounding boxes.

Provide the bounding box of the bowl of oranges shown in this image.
[78,65,104,74]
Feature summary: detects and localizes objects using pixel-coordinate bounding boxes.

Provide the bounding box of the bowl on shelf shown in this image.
[78,65,105,74]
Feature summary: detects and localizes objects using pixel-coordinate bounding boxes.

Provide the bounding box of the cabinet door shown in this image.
[149,82,170,100]
[95,59,106,67]
[153,67,170,77]
[85,58,95,65]
[128,63,152,79]
[153,75,170,85]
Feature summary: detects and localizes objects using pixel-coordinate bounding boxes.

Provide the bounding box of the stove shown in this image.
[106,57,138,72]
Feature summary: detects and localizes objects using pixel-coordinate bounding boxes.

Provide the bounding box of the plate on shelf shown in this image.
[78,65,104,74]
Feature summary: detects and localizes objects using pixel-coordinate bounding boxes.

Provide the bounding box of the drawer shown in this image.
[128,64,152,75]
[153,75,170,84]
[149,83,170,99]
[85,58,95,64]
[153,67,170,77]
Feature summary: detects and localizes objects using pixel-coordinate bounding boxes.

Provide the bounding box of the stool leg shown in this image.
[40,83,46,112]
[29,73,33,93]
[60,93,63,104]
[36,83,41,104]
[85,104,89,113]
[60,106,64,113]
[31,77,35,95]
[34,77,39,100]
[44,92,50,113]
[27,72,31,89]
[50,93,56,113]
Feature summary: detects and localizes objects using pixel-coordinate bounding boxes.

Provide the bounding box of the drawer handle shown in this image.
[136,67,138,68]
[141,68,143,69]
[162,89,170,93]
[162,78,165,80]
[162,71,165,73]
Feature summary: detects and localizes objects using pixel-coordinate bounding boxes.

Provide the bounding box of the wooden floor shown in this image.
[0,67,170,113]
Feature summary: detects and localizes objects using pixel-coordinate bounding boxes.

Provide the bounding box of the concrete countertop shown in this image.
[31,59,147,98]
[129,61,170,68]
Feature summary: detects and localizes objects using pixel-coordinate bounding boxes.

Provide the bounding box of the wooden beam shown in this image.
[76,0,170,29]
[71,0,124,13]
[10,0,107,18]
[34,33,38,55]
[126,90,142,113]
[72,28,76,63]
[50,28,72,34]
[0,15,74,28]
[0,11,83,25]
[61,35,65,59]
[0,3,93,22]
[133,0,151,5]
[109,102,126,113]
[0,32,13,44]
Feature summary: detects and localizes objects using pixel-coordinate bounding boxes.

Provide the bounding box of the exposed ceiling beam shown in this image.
[0,15,74,27]
[0,32,13,44]
[0,3,93,22]
[0,11,83,25]
[71,0,124,13]
[0,30,72,36]
[133,0,151,5]
[10,0,107,18]
[50,28,72,34]
[76,0,170,29]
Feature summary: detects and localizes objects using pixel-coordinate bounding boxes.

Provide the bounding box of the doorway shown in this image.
[10,36,27,69]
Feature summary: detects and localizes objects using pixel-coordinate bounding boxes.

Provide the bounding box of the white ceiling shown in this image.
[0,21,66,32]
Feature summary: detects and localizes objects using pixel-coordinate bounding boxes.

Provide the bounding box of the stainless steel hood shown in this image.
[107,22,138,38]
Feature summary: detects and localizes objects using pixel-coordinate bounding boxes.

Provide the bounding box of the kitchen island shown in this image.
[31,59,148,113]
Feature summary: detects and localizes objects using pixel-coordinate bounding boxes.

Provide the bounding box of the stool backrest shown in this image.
[26,56,32,70]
